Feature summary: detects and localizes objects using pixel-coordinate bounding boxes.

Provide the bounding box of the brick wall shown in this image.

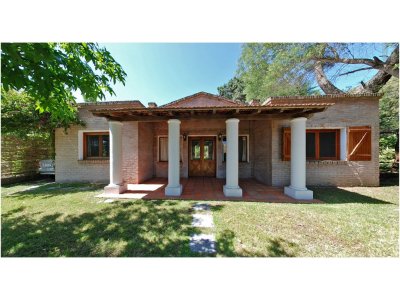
[55,108,109,183]
[271,97,380,186]
[253,120,272,185]
[122,121,139,183]
[138,122,154,182]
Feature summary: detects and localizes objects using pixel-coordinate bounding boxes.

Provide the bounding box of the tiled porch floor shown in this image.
[121,177,322,203]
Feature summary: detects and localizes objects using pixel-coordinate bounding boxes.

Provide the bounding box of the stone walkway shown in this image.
[189,203,217,255]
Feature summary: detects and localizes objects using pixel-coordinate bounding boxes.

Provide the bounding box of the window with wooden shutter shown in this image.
[282,128,291,161]
[282,128,340,161]
[347,126,372,161]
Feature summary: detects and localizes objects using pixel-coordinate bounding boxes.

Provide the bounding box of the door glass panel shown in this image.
[203,140,214,160]
[191,140,201,160]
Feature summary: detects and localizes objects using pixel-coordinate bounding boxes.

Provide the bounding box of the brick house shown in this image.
[55,92,380,200]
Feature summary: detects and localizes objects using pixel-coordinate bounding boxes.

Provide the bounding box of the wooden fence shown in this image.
[1,134,54,184]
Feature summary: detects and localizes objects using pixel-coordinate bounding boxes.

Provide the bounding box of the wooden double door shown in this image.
[188,136,216,177]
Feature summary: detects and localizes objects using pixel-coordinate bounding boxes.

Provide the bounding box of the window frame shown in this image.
[306,129,340,161]
[222,134,250,163]
[83,132,110,160]
[158,135,184,162]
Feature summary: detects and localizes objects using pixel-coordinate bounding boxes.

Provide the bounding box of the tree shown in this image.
[238,43,399,98]
[1,89,82,137]
[379,77,399,132]
[1,43,127,126]
[217,77,247,102]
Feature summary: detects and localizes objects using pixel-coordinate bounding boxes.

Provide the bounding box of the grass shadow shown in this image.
[313,187,397,204]
[2,199,200,257]
[216,229,298,257]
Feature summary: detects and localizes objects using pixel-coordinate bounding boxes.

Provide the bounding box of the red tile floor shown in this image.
[124,177,322,203]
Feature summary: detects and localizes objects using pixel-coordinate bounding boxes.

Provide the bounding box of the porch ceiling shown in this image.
[89,99,335,122]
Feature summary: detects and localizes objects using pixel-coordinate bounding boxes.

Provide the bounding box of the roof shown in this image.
[160,92,245,108]
[78,100,145,108]
[85,92,380,122]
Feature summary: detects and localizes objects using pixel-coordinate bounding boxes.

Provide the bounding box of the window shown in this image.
[159,137,168,161]
[222,135,248,162]
[283,128,340,161]
[158,136,183,162]
[83,132,109,159]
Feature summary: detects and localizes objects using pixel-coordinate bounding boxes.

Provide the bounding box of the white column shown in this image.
[284,117,313,200]
[223,118,243,197]
[105,121,126,194]
[165,119,182,196]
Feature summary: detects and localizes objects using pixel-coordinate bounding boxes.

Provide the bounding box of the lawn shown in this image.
[1,178,398,257]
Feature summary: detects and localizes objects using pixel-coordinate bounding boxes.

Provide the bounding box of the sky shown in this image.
[74,43,391,106]
[75,43,242,106]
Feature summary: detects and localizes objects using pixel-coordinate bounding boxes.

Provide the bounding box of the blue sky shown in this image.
[76,43,242,106]
[75,43,390,106]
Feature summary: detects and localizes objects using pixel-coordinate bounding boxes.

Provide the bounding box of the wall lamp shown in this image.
[218,133,223,141]
[183,133,187,141]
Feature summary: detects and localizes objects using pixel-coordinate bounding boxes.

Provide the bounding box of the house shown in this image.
[55,92,380,200]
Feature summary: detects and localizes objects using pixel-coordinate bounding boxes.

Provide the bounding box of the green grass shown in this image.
[212,178,399,257]
[1,178,398,257]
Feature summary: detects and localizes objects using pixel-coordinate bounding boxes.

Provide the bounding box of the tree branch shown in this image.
[312,45,399,78]
[338,67,374,76]
[313,61,344,94]
[351,70,392,93]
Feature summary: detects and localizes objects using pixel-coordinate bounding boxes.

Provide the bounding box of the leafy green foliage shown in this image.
[1,43,126,125]
[1,89,82,137]
[237,43,323,99]
[217,77,246,102]
[379,77,399,132]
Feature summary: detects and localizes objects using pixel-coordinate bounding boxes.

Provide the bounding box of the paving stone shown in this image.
[192,213,214,228]
[193,203,210,211]
[189,234,216,254]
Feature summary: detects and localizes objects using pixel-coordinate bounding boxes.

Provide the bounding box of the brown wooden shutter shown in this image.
[282,127,291,161]
[347,126,372,161]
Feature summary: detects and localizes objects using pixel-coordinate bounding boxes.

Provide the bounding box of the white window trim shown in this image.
[78,130,109,160]
[222,134,250,163]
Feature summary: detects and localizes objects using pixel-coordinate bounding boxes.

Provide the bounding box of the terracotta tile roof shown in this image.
[264,99,336,107]
[265,93,381,101]
[78,100,145,108]
[160,91,245,108]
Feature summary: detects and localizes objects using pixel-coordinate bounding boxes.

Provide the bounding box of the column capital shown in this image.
[226,118,240,124]
[290,117,307,123]
[168,119,181,125]
[109,120,123,126]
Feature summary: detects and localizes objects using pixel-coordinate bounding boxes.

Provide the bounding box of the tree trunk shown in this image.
[314,62,344,94]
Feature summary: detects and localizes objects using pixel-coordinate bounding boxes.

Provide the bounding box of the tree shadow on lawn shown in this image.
[216,229,298,257]
[1,200,202,257]
[313,187,397,204]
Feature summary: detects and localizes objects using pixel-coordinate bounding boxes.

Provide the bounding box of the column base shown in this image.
[223,185,243,198]
[104,183,127,195]
[284,186,313,200]
[165,184,183,196]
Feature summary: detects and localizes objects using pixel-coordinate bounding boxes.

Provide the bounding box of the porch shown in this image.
[90,93,335,200]
[99,177,322,203]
